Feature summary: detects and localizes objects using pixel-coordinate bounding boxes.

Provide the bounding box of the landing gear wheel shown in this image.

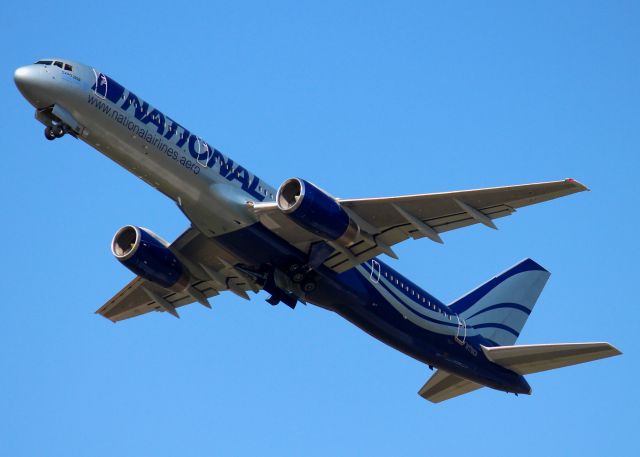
[44,126,56,141]
[53,125,65,138]
[292,272,305,283]
[302,281,316,293]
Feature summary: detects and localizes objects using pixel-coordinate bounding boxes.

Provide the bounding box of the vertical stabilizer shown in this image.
[449,259,551,346]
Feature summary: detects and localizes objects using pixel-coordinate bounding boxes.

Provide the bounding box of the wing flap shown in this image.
[481,342,622,375]
[418,369,483,403]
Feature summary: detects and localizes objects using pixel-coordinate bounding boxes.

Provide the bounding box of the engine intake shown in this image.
[112,225,187,290]
[276,178,359,245]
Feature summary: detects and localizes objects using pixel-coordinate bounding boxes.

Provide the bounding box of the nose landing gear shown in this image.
[44,124,66,141]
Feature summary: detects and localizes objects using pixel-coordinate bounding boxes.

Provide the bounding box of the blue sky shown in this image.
[1,1,638,455]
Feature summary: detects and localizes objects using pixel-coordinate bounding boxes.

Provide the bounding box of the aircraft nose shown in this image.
[14,65,36,93]
[14,65,51,108]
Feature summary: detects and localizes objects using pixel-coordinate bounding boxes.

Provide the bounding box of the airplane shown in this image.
[14,58,621,403]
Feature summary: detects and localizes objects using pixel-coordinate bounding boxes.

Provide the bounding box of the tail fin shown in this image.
[449,259,551,346]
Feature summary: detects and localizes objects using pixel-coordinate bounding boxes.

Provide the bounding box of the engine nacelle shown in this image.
[111,225,188,290]
[276,178,359,245]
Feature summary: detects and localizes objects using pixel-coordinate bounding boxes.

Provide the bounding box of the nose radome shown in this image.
[14,64,51,108]
[14,65,42,101]
[14,65,36,91]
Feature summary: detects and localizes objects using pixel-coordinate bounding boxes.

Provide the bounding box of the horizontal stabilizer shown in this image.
[418,369,483,403]
[481,342,622,375]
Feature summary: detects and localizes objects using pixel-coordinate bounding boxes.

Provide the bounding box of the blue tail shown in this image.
[449,259,551,347]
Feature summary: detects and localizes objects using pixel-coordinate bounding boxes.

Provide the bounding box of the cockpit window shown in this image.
[34,60,73,71]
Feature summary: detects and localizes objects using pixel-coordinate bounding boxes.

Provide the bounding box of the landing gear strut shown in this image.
[44,124,65,140]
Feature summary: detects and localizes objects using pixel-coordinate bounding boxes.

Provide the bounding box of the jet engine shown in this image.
[111,225,188,290]
[276,178,360,245]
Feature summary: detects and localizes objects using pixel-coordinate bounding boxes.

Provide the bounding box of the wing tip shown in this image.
[95,310,118,323]
[564,178,590,192]
[604,342,623,356]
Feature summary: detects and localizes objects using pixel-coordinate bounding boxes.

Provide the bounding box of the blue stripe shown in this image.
[371,271,458,329]
[449,258,547,314]
[471,322,520,338]
[466,302,532,320]
[360,260,445,313]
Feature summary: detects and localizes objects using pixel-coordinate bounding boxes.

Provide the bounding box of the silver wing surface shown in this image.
[253,179,587,273]
[96,228,258,322]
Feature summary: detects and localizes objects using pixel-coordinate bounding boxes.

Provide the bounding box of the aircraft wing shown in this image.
[418,369,483,403]
[253,179,588,273]
[96,228,259,322]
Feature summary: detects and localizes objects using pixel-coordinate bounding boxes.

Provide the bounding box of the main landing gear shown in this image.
[288,263,317,293]
[44,124,66,141]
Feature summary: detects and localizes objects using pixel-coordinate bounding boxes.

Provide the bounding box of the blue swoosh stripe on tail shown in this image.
[466,302,532,320]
